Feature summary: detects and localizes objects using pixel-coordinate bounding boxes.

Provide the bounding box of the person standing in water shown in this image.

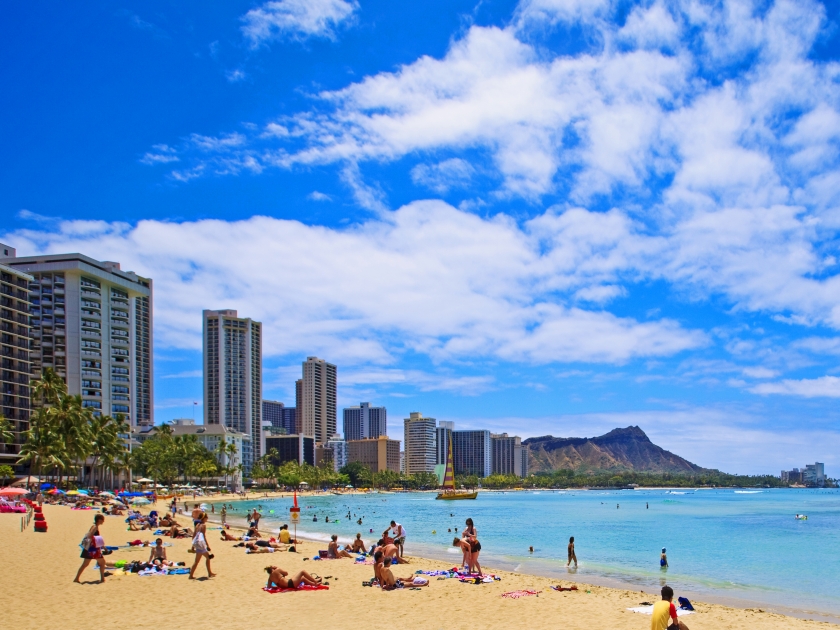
[567,536,577,568]
[660,548,668,568]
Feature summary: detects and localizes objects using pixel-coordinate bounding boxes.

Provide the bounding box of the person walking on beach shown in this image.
[567,536,577,568]
[651,585,689,630]
[462,518,481,575]
[189,513,217,579]
[74,514,108,584]
[660,548,668,568]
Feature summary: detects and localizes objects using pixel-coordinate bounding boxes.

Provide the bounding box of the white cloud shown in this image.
[1,201,706,367]
[308,191,332,201]
[241,0,358,45]
[410,158,474,194]
[138,0,840,334]
[750,375,840,398]
[140,144,179,165]
[226,69,247,83]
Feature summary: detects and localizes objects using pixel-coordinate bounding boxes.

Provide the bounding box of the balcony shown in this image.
[81,290,101,298]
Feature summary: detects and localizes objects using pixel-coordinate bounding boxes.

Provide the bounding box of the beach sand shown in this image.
[0,504,835,630]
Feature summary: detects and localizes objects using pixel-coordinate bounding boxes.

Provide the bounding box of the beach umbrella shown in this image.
[0,487,28,496]
[98,491,115,497]
[77,489,90,495]
[136,478,154,483]
[66,490,80,495]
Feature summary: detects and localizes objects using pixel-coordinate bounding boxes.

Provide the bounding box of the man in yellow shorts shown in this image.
[651,585,689,630]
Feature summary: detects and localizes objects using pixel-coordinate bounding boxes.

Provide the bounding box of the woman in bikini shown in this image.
[462,518,482,575]
[189,513,217,579]
[264,565,322,589]
[74,514,108,583]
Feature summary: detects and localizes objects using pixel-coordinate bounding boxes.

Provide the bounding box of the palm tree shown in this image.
[18,408,67,488]
[48,394,93,486]
[31,367,67,407]
[0,414,14,454]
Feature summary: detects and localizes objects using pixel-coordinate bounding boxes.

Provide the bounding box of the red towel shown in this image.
[263,584,329,593]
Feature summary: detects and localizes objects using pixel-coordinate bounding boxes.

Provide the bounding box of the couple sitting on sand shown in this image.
[371,554,428,590]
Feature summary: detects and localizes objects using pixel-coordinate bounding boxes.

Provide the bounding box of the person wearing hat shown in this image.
[660,548,668,568]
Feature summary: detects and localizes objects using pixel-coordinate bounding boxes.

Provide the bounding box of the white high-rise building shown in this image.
[403,412,437,474]
[343,402,387,441]
[1,246,153,427]
[300,356,336,444]
[203,309,262,472]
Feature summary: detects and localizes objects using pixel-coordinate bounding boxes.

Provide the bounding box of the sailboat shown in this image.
[435,439,477,500]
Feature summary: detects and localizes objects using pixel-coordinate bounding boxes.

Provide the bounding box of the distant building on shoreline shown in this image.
[491,433,524,477]
[343,402,386,441]
[404,412,437,474]
[782,462,825,487]
[203,309,261,473]
[265,434,315,467]
[347,436,400,473]
[453,429,491,478]
[300,356,336,444]
[263,399,296,435]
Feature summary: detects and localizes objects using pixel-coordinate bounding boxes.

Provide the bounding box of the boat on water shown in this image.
[435,440,477,500]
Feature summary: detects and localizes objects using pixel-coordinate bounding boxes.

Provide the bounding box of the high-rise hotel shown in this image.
[299,356,336,444]
[203,309,261,472]
[0,257,33,468]
[1,245,153,427]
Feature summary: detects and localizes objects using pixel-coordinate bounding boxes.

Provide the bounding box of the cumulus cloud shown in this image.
[1,201,705,367]
[751,376,840,398]
[241,0,359,45]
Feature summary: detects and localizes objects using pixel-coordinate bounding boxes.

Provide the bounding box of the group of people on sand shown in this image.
[75,508,217,583]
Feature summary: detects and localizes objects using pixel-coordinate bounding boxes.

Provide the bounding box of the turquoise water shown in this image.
[220,488,840,618]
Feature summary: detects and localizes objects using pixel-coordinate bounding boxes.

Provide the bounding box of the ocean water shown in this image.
[218,488,840,619]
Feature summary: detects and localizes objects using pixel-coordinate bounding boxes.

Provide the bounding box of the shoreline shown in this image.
[192,502,840,624]
[1,504,837,630]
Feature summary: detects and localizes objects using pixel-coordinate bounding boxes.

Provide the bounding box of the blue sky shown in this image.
[2,0,840,474]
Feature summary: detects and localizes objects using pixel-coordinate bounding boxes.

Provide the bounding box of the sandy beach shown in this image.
[0,504,835,630]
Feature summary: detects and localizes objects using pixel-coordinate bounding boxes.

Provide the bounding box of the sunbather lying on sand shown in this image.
[265,566,322,589]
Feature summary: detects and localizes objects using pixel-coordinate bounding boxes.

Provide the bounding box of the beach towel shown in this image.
[263,584,330,593]
[627,607,694,616]
[501,590,540,599]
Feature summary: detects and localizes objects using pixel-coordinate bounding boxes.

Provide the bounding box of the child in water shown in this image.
[660,548,668,568]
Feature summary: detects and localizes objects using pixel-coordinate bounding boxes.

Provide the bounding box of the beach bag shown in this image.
[678,597,694,611]
[192,531,208,553]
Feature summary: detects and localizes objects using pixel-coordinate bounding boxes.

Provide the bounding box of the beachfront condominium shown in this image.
[491,433,524,477]
[264,434,315,467]
[300,356,337,444]
[347,436,401,473]
[326,435,347,471]
[0,261,33,470]
[436,420,454,465]
[294,379,303,434]
[404,412,437,474]
[1,246,154,427]
[343,402,387,441]
[203,309,262,473]
[263,399,296,435]
[453,429,492,477]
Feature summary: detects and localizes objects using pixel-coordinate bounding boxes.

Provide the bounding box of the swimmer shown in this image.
[660,548,668,568]
[567,536,577,568]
